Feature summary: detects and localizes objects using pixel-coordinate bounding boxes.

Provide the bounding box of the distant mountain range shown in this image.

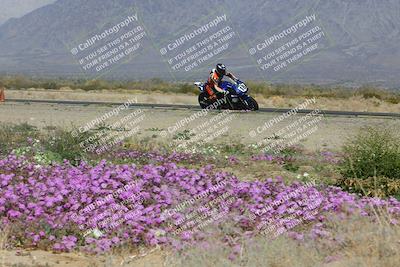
[0,0,55,25]
[0,0,400,87]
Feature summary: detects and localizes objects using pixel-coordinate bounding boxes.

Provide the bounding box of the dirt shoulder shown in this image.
[1,102,399,152]
[4,88,400,113]
[0,248,165,267]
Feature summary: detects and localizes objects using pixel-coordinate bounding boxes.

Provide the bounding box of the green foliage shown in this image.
[219,143,248,155]
[173,130,194,141]
[11,138,63,166]
[336,127,400,197]
[33,150,63,165]
[386,96,400,104]
[0,123,39,155]
[1,76,33,89]
[280,146,301,172]
[279,146,300,158]
[42,128,101,165]
[176,83,198,94]
[12,146,32,157]
[283,162,300,172]
[82,79,111,91]
[0,123,104,166]
[340,127,400,180]
[40,81,59,90]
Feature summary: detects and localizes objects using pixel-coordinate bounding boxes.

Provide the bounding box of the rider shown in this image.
[205,63,238,100]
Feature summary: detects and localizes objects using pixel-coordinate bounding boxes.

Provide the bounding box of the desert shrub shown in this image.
[219,142,248,155]
[357,86,400,103]
[336,176,400,199]
[0,123,101,165]
[177,83,198,94]
[2,76,35,89]
[279,146,301,172]
[12,140,64,166]
[359,87,384,100]
[2,75,400,104]
[81,79,111,91]
[340,127,400,180]
[42,128,101,165]
[386,96,400,104]
[245,81,271,95]
[40,81,59,89]
[149,77,164,84]
[337,127,400,197]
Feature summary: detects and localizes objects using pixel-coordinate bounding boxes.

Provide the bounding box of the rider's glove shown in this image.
[223,90,229,95]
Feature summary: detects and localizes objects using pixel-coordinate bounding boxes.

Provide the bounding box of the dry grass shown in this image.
[5,88,400,113]
[1,214,398,266]
[0,227,9,267]
[0,227,8,250]
[1,75,400,105]
[166,213,400,267]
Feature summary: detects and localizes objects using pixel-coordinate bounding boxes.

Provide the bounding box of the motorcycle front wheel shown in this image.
[245,96,259,111]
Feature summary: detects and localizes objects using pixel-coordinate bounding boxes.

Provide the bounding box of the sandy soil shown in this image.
[5,88,400,113]
[0,248,165,267]
[1,102,399,152]
[0,249,98,267]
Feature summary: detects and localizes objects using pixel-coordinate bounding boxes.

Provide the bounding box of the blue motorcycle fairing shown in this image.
[219,81,250,100]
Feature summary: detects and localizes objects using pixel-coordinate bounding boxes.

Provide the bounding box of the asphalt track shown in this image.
[7,98,400,118]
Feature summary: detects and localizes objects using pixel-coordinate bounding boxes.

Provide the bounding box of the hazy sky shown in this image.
[0,0,55,25]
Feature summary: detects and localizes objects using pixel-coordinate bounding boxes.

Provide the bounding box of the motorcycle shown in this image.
[194,80,259,110]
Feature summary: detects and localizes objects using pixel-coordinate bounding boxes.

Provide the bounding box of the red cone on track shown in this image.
[0,88,4,102]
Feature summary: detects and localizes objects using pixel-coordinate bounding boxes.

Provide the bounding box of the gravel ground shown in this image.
[1,102,399,151]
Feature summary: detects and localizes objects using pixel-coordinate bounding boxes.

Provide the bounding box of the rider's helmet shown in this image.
[215,63,226,77]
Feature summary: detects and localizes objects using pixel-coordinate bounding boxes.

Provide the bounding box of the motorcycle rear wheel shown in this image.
[198,92,210,109]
